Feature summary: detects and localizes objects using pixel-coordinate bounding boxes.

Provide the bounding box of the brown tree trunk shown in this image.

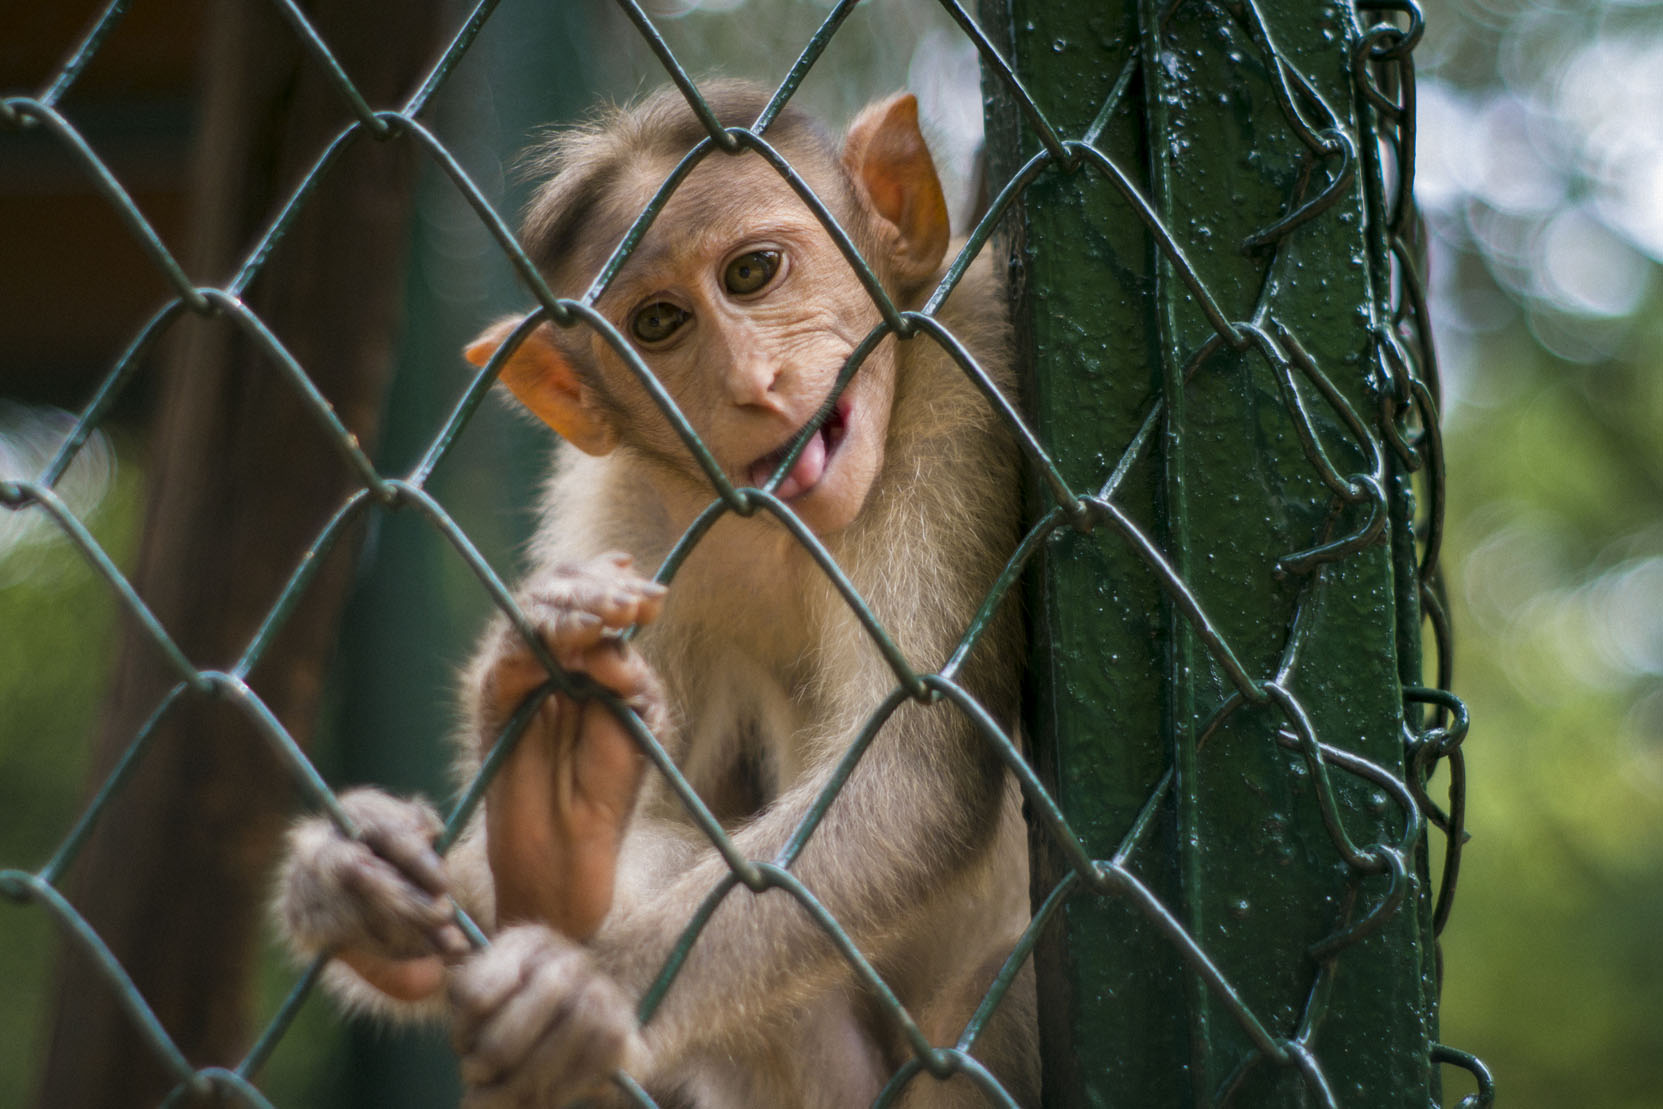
[37,2,439,1105]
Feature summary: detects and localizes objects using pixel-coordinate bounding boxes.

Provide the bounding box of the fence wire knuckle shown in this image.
[3,0,1479,1102]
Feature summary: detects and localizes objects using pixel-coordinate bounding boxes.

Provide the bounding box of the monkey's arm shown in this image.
[451,708,1009,1103]
[465,554,666,938]
[605,685,1010,1075]
[273,555,664,1020]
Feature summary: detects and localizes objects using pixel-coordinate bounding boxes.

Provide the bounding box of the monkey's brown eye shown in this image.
[632,301,689,344]
[723,250,780,296]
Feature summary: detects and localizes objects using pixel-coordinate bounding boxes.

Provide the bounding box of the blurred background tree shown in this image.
[1417,2,1663,1106]
[3,0,1660,1105]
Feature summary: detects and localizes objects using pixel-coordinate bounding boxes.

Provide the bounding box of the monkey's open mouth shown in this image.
[748,399,850,501]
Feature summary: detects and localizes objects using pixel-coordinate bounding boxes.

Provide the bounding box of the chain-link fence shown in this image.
[1,0,1487,1105]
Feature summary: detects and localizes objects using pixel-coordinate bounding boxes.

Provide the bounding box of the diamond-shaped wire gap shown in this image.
[262,0,396,138]
[900,313,1080,518]
[0,483,199,684]
[1093,860,1296,1069]
[931,0,1068,163]
[0,101,206,311]
[1063,142,1244,346]
[0,872,200,1091]
[632,856,1025,1109]
[177,293,385,493]
[223,119,416,297]
[37,301,190,490]
[753,0,862,133]
[1172,323,1389,575]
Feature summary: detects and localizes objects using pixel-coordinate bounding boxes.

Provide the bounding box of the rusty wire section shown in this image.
[0,0,1488,1106]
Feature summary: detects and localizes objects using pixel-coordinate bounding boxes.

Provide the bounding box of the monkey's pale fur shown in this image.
[277,83,1035,1107]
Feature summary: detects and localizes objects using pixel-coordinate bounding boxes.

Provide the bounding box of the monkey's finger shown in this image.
[337,788,451,896]
[590,582,666,631]
[572,640,657,706]
[450,927,541,1047]
[339,786,444,835]
[359,824,450,899]
[509,970,640,1103]
[546,963,641,1071]
[627,580,668,626]
[514,605,606,660]
[541,567,665,629]
[458,964,575,1088]
[551,607,607,646]
[340,859,456,956]
[452,931,588,1077]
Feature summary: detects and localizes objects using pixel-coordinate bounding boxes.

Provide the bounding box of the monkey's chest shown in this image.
[671,658,813,828]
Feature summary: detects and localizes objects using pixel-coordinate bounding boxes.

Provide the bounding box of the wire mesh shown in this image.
[0,0,1488,1105]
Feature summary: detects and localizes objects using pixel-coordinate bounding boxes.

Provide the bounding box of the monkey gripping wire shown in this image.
[0,0,1489,1104]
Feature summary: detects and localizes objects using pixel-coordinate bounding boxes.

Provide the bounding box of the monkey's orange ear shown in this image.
[465,317,618,455]
[842,93,950,290]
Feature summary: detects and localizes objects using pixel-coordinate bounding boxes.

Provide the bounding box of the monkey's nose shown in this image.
[727,358,787,411]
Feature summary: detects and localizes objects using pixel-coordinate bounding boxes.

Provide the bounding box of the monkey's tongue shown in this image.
[754,426,828,501]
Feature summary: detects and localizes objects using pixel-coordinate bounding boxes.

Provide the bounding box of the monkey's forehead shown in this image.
[554,150,848,295]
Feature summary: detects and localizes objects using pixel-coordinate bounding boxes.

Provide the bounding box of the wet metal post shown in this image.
[983,0,1458,1103]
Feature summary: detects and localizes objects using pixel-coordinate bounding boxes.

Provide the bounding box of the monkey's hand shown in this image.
[452,924,643,1108]
[276,787,469,1001]
[477,553,668,940]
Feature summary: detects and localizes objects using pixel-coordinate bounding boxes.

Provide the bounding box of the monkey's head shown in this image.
[466,83,951,537]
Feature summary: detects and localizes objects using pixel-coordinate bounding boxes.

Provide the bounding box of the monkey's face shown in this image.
[590,153,900,536]
[472,94,949,537]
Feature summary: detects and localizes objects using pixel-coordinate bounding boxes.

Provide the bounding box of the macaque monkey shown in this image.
[276,82,1035,1107]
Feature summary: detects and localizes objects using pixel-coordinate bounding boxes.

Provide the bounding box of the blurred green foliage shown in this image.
[1423,1,1663,1106]
[0,425,138,1102]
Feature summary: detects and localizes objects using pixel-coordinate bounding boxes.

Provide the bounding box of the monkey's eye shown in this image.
[632,301,689,344]
[723,250,780,296]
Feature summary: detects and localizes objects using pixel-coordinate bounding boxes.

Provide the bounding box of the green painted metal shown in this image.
[985,0,1464,1104]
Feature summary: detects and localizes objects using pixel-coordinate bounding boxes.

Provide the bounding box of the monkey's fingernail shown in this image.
[640,581,668,597]
[570,612,602,629]
[609,591,636,609]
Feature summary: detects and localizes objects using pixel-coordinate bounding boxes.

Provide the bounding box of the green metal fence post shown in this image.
[984,0,1443,1103]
